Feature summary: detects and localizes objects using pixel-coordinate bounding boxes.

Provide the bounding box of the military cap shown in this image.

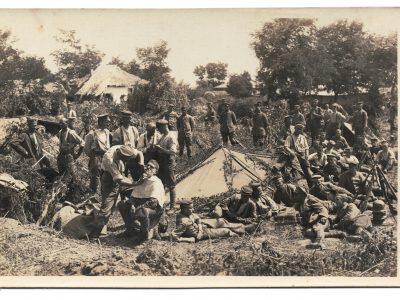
[27,117,38,124]
[347,156,359,165]
[146,122,156,129]
[293,104,300,108]
[156,119,169,125]
[97,114,109,121]
[311,174,323,181]
[371,137,378,141]
[344,147,352,152]
[121,110,133,117]
[59,117,68,124]
[295,123,305,128]
[67,116,76,120]
[380,139,388,145]
[327,153,338,159]
[179,199,193,208]
[250,181,261,188]
[168,103,175,107]
[328,140,336,146]
[357,100,364,104]
[331,103,338,108]
[312,98,319,102]
[241,185,253,195]
[118,145,136,157]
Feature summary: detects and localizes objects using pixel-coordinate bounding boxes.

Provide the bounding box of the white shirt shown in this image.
[131,175,165,206]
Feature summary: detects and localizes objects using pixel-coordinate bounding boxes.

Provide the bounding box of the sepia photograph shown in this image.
[0,7,398,287]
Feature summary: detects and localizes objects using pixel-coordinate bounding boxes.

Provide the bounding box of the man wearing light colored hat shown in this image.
[92,144,144,237]
[338,155,367,195]
[9,117,51,169]
[309,174,353,201]
[84,114,111,193]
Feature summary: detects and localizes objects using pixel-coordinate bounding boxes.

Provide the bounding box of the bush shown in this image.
[227,72,253,98]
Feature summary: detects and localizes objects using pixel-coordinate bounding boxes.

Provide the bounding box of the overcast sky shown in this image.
[0,8,398,86]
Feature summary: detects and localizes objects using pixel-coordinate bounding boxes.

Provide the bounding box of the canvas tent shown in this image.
[76,65,148,103]
[173,147,271,200]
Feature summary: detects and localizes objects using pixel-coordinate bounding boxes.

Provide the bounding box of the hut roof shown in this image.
[76,65,148,96]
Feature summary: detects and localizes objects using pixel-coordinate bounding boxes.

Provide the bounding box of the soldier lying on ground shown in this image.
[249,181,279,215]
[170,200,249,243]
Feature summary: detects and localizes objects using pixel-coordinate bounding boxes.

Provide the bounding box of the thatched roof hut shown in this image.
[76,65,148,103]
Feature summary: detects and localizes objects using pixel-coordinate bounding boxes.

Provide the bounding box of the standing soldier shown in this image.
[84,114,111,193]
[204,102,217,126]
[112,110,141,181]
[326,104,346,139]
[10,117,51,169]
[162,103,179,131]
[66,101,77,119]
[251,102,269,147]
[291,104,305,127]
[56,117,85,181]
[285,123,313,187]
[352,101,368,140]
[137,122,160,163]
[177,106,195,158]
[155,119,178,212]
[219,103,238,146]
[112,110,139,148]
[307,99,324,143]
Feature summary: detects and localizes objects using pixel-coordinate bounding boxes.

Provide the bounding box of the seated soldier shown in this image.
[369,137,381,157]
[212,186,258,225]
[322,153,342,182]
[376,140,396,173]
[117,160,165,240]
[333,129,349,151]
[171,200,240,243]
[338,156,367,196]
[338,147,358,170]
[249,181,279,215]
[308,144,327,173]
[331,202,373,241]
[309,174,353,201]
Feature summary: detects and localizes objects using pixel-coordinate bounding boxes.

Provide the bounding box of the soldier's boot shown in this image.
[325,230,347,239]
[168,187,176,211]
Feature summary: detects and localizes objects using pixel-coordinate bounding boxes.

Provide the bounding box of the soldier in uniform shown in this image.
[307,99,324,143]
[84,114,111,193]
[155,119,178,211]
[56,117,85,181]
[177,106,195,158]
[251,102,269,147]
[326,104,346,139]
[351,101,368,139]
[137,122,160,163]
[162,103,179,131]
[219,103,238,146]
[291,104,305,127]
[250,181,279,215]
[10,117,51,169]
[204,102,217,126]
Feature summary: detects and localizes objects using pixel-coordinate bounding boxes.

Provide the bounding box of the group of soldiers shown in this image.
[8,97,397,247]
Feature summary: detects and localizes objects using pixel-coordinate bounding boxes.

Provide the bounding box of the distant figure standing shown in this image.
[291,104,305,127]
[219,103,238,146]
[66,101,77,119]
[137,122,160,163]
[352,101,368,139]
[326,104,346,139]
[307,99,324,143]
[251,102,269,147]
[162,103,179,131]
[177,106,195,158]
[204,102,217,126]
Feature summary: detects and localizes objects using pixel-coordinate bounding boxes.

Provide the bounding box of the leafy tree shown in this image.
[136,40,171,82]
[108,56,143,77]
[52,29,104,84]
[251,18,325,103]
[227,71,253,97]
[316,20,373,97]
[193,62,228,87]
